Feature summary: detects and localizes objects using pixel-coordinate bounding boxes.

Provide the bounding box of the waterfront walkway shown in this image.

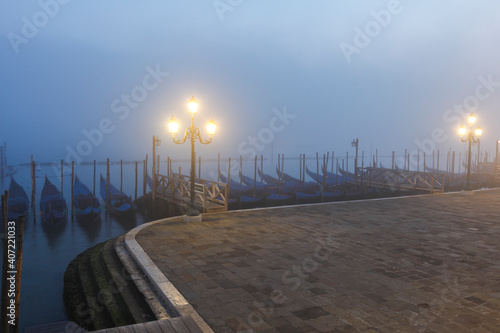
[114,189,500,332]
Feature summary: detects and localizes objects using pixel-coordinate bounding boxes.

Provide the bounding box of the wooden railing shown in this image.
[356,167,446,193]
[155,173,228,212]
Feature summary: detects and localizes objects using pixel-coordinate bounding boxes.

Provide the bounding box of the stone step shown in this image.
[24,321,87,333]
[113,234,173,320]
[100,238,154,324]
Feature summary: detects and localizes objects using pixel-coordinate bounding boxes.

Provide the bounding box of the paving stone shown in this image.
[136,189,500,332]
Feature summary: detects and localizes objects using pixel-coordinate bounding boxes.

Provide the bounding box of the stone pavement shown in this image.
[135,189,500,332]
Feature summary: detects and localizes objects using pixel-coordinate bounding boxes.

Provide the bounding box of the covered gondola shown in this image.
[40,176,67,226]
[73,175,101,222]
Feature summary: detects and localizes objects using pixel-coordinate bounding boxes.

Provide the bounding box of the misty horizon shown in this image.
[2,1,500,167]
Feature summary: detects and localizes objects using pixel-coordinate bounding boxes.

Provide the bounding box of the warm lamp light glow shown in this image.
[458,124,467,136]
[168,116,179,135]
[206,118,216,136]
[188,96,198,115]
[475,126,482,137]
[467,112,476,125]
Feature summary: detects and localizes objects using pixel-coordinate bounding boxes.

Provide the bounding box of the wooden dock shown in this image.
[354,167,446,193]
[154,173,228,213]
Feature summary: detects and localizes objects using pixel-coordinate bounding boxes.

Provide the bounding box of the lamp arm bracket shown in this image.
[194,128,213,144]
[172,128,189,144]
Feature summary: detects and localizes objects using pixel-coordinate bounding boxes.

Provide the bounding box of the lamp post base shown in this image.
[184,214,202,222]
[461,189,474,196]
[184,204,201,222]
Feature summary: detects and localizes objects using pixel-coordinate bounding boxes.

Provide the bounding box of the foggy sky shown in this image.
[1,1,500,165]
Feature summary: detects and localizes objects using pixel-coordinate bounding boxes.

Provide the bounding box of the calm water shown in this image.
[0,163,154,332]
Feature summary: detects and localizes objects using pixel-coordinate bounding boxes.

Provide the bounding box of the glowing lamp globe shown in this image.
[475,126,482,137]
[458,124,467,137]
[188,96,198,115]
[168,116,179,135]
[206,118,216,136]
[468,113,476,125]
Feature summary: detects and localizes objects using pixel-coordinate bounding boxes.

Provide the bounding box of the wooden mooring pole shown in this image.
[404,149,407,170]
[417,150,420,172]
[321,153,327,202]
[336,158,339,184]
[135,161,138,201]
[342,159,345,184]
[0,146,4,182]
[169,157,172,177]
[452,151,456,178]
[423,152,426,172]
[346,152,349,174]
[253,155,257,198]
[299,154,302,184]
[316,152,319,183]
[71,161,74,215]
[31,157,36,222]
[93,160,96,196]
[217,153,220,183]
[459,152,462,175]
[361,151,365,185]
[240,156,243,185]
[106,158,110,211]
[437,150,440,172]
[60,160,64,194]
[143,155,148,196]
[302,154,306,188]
[120,159,123,192]
[260,155,263,183]
[331,151,335,174]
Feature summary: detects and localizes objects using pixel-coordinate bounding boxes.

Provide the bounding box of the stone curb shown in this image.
[124,216,215,333]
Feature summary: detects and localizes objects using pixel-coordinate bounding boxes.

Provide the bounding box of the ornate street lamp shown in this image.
[459,112,482,193]
[168,96,216,216]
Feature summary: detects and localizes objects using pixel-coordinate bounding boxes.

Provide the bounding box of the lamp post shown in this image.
[459,112,482,193]
[168,96,216,216]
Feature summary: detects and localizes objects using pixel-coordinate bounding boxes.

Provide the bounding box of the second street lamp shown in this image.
[168,96,216,216]
[459,112,482,193]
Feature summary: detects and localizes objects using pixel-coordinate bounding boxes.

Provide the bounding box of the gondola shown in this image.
[239,171,273,191]
[303,167,340,186]
[147,175,154,191]
[73,175,101,222]
[99,175,133,217]
[2,177,29,221]
[277,170,321,194]
[40,176,67,226]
